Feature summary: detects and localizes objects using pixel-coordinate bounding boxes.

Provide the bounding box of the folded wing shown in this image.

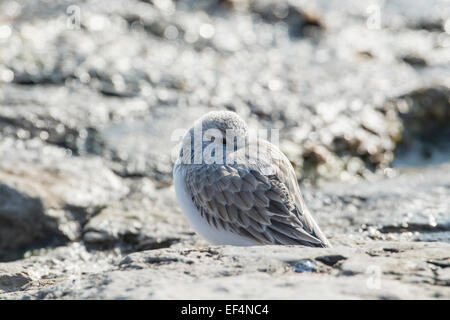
[184,139,330,247]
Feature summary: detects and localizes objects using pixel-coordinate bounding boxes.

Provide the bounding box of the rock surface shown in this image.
[1,240,449,299]
[1,163,450,299]
[0,0,449,300]
[0,138,129,261]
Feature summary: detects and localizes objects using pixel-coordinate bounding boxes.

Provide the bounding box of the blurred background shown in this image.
[1,0,449,184]
[0,0,449,275]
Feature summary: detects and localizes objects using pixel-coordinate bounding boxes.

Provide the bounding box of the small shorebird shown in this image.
[173,111,330,247]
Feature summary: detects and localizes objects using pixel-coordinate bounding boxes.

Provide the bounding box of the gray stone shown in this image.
[0,265,32,292]
[0,0,449,300]
[1,241,449,299]
[0,138,128,260]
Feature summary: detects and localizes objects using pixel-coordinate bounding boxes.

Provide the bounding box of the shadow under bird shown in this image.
[173,111,330,247]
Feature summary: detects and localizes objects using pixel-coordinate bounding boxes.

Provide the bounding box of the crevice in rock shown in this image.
[83,233,181,255]
[379,222,450,234]
[427,258,450,268]
[64,204,106,229]
[315,255,347,267]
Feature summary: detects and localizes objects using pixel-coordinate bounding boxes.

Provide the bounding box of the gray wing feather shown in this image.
[184,139,330,247]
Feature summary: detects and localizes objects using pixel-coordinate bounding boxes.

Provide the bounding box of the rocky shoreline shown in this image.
[0,0,449,299]
[1,158,449,299]
[1,240,450,299]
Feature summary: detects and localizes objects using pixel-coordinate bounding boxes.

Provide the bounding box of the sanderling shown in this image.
[173,111,330,247]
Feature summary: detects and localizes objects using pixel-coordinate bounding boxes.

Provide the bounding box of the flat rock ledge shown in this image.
[1,240,449,299]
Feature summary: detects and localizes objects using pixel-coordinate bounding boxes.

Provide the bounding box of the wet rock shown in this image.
[0,156,448,299]
[1,242,449,299]
[0,0,449,300]
[81,204,181,252]
[82,178,189,252]
[1,0,449,182]
[0,265,32,292]
[0,182,67,262]
[0,242,118,296]
[390,86,450,166]
[395,86,450,145]
[305,162,450,243]
[0,84,151,155]
[93,106,209,181]
[0,138,128,260]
